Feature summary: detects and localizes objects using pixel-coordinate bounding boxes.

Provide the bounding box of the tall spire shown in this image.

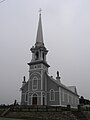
[35,10,44,47]
[29,11,50,68]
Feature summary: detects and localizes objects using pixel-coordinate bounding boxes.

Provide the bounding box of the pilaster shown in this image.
[59,87,61,105]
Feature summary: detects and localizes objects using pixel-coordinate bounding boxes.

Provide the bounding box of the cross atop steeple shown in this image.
[39,8,42,15]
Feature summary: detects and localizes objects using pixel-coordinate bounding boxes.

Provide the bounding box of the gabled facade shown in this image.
[20,13,79,107]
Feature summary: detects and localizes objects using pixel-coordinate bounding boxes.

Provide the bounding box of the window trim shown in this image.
[50,89,55,101]
[32,77,38,90]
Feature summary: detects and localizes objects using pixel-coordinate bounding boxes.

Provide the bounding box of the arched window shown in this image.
[32,77,38,90]
[50,89,55,101]
[35,51,39,60]
[42,52,44,60]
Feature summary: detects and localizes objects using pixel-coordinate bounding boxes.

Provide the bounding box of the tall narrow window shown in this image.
[50,89,55,101]
[32,77,38,90]
[35,52,39,60]
[42,52,44,60]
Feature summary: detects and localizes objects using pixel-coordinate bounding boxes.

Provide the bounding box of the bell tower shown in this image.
[28,12,50,70]
[27,12,50,105]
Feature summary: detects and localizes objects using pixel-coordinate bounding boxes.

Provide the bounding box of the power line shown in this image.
[0,0,6,3]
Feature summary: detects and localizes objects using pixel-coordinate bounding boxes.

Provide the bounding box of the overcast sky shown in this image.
[0,0,90,105]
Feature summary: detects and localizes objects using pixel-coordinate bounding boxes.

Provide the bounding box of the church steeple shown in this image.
[28,12,50,68]
[35,12,44,47]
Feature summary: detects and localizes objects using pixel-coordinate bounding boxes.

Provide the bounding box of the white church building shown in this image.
[20,12,79,107]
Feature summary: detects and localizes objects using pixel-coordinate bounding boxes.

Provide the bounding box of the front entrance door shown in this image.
[32,94,37,105]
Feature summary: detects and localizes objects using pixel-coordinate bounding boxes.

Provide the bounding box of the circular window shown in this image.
[34,65,37,68]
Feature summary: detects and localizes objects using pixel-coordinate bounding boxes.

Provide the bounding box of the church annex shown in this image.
[20,13,79,107]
